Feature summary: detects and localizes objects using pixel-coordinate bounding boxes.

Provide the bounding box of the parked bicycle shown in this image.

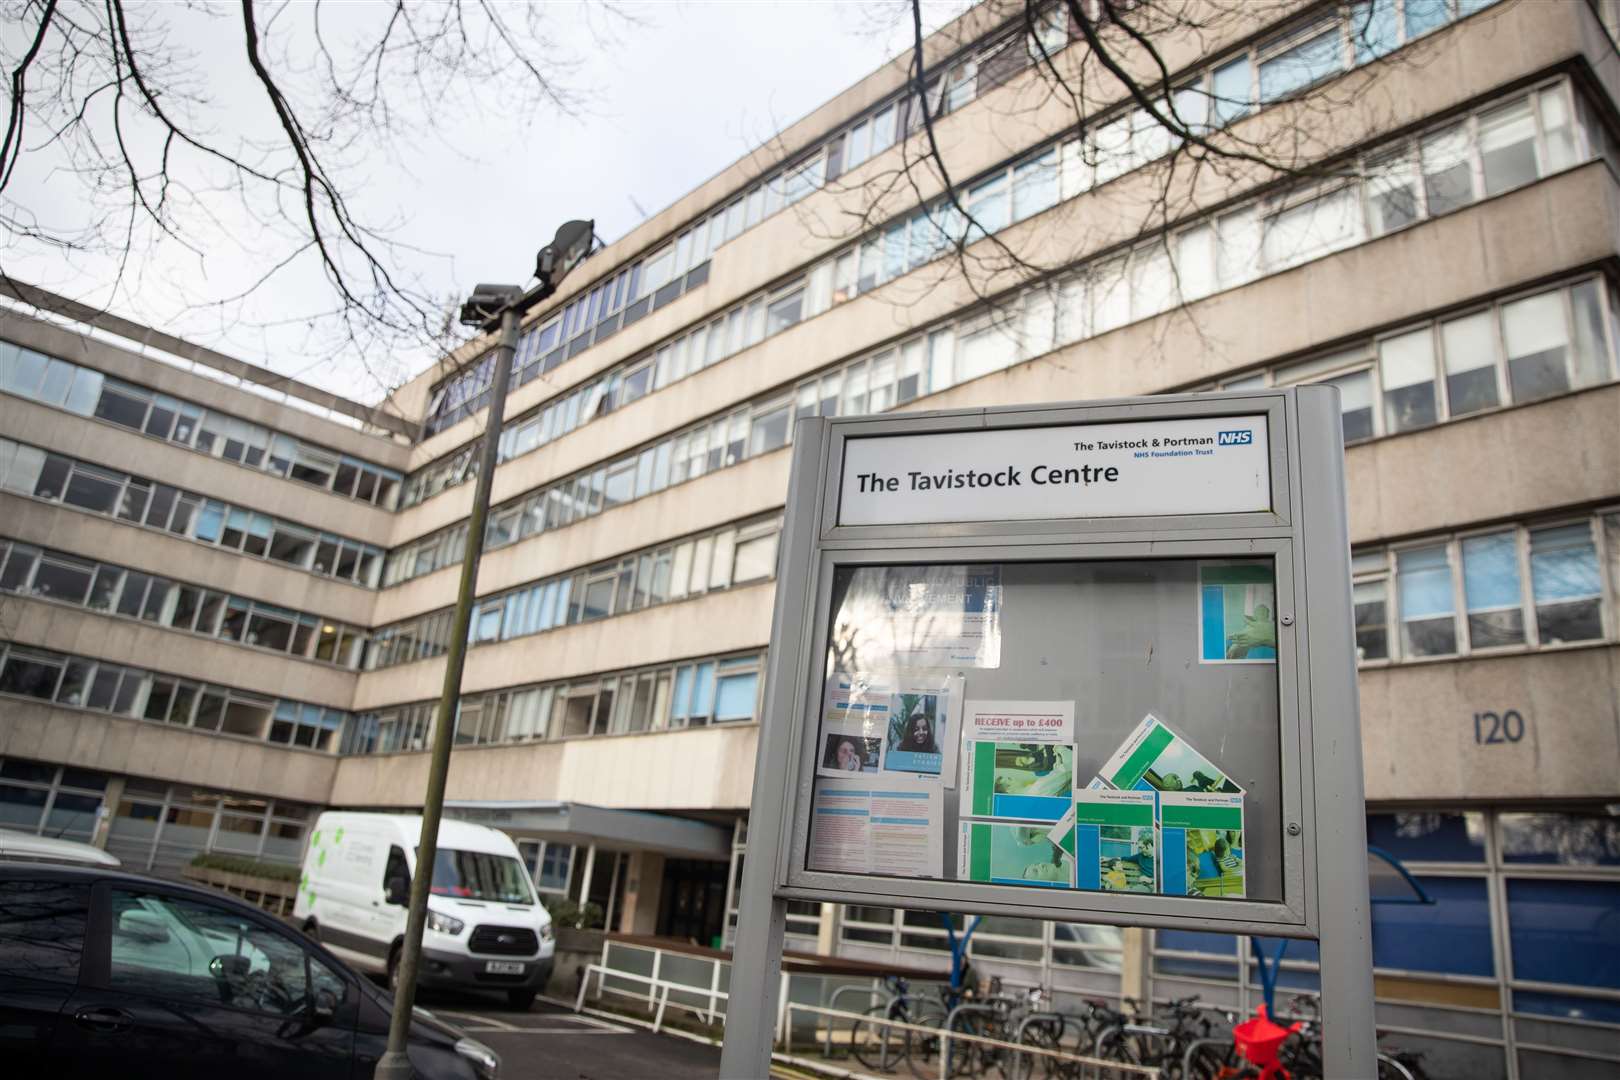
[1181,994,1432,1080]
[848,974,959,1077]
[1095,994,1227,1078]
[1008,994,1138,1080]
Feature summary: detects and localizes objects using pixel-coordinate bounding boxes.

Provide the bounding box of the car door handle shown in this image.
[74,1006,134,1034]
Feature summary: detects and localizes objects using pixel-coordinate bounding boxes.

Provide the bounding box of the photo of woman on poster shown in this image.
[883,694,946,775]
[821,735,881,773]
[893,698,938,754]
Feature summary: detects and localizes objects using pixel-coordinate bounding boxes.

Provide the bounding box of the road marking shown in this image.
[439,1010,520,1030]
[462,1025,626,1035]
[557,1012,633,1033]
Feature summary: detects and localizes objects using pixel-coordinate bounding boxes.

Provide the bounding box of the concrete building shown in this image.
[2,0,1618,1074]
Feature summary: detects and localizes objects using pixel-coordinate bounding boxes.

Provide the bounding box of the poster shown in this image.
[829,565,1002,670]
[809,776,943,878]
[1097,714,1244,794]
[964,699,1074,742]
[1069,790,1157,893]
[818,672,963,782]
[1160,792,1245,897]
[962,741,1074,821]
[1199,561,1277,664]
[957,821,1074,888]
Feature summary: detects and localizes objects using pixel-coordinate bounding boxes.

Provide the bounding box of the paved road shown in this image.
[420,992,723,1080]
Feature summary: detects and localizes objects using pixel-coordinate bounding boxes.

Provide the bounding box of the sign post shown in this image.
[720,389,1374,1078]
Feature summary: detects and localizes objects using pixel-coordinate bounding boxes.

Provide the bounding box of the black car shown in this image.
[0,860,500,1079]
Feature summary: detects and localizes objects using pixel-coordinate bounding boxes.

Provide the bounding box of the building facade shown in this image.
[2,1,1619,1075]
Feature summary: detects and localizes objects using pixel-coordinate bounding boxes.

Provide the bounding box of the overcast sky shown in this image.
[2,1,972,403]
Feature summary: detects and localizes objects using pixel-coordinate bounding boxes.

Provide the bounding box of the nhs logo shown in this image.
[1217,429,1254,445]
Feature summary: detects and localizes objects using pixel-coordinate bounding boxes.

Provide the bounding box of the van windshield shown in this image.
[429,848,533,904]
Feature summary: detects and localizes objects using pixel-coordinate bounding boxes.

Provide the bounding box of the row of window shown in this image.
[0,437,385,588]
[1210,276,1616,443]
[516,838,575,895]
[405,262,828,509]
[422,0,1512,463]
[421,258,712,437]
[413,5,1082,440]
[110,775,314,871]
[0,642,351,751]
[384,380,797,587]
[394,8,1167,501]
[385,79,1605,586]
[1352,511,1620,663]
[340,651,765,755]
[368,516,780,671]
[0,759,111,845]
[0,340,402,506]
[403,25,1554,526]
[1154,808,1620,1041]
[0,538,368,670]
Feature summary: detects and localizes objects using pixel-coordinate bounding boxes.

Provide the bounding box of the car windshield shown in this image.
[429,848,532,903]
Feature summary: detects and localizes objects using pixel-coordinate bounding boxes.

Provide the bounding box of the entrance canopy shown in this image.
[444,799,730,861]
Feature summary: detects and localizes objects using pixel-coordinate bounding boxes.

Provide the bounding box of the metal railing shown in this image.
[574,962,730,1032]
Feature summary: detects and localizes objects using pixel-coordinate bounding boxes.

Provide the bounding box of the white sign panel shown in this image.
[838,415,1270,526]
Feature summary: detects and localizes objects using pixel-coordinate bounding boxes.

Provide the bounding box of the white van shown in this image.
[293,812,554,1008]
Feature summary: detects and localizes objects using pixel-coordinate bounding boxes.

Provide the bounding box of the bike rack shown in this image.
[822,979,892,1060]
[786,1002,1160,1080]
[1010,1012,1072,1080]
[942,1003,1007,1080]
[1181,1036,1233,1079]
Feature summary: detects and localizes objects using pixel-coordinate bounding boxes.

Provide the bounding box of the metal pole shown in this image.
[1296,386,1377,1076]
[719,418,826,1078]
[375,303,519,1080]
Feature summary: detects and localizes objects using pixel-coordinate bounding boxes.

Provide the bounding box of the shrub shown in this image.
[187,852,301,883]
[541,897,604,930]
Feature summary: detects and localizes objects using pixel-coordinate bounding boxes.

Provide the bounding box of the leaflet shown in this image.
[1070,790,1158,893]
[819,672,963,783]
[829,565,1002,669]
[1160,791,1245,898]
[957,820,1074,888]
[808,776,944,879]
[964,699,1075,742]
[1096,713,1244,794]
[961,740,1074,822]
[1198,561,1277,664]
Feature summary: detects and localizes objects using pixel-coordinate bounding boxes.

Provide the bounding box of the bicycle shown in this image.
[848,974,955,1076]
[1095,994,1224,1079]
[1186,995,1431,1080]
[1011,996,1140,1080]
[949,983,1063,1080]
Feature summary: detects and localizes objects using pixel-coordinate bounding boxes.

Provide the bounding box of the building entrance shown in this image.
[657,858,728,946]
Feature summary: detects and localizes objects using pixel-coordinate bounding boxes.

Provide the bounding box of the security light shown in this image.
[458,284,522,328]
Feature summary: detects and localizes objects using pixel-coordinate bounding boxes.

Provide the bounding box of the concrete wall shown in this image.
[327,722,759,810]
[1360,645,1620,802]
[3,394,395,548]
[0,698,339,804]
[1,595,356,708]
[386,0,1607,533]
[1,491,379,627]
[0,313,410,472]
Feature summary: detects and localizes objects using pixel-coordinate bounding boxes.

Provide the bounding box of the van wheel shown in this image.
[301,919,320,941]
[387,944,402,993]
[506,989,537,1011]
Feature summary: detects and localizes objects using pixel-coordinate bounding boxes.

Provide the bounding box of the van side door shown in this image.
[376,845,411,939]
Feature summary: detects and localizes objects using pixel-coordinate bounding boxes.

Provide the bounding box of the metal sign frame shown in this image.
[722,388,1374,1078]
